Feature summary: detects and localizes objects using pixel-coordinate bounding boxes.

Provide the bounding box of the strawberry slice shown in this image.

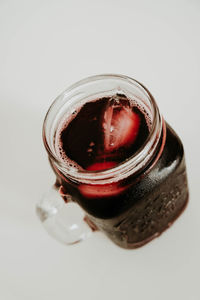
[86,161,116,171]
[79,182,126,198]
[78,161,126,198]
[103,105,140,151]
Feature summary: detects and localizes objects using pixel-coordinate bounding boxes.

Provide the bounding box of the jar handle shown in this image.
[36,185,93,245]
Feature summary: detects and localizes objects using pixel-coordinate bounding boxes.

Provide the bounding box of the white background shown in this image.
[1,0,200,299]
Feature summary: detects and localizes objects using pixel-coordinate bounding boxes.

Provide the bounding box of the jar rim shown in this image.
[43,74,163,184]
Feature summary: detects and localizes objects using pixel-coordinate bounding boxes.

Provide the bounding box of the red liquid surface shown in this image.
[59,96,149,168]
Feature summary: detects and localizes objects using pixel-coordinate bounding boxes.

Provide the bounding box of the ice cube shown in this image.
[103,99,140,151]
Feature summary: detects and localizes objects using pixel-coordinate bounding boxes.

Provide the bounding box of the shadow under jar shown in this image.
[41,74,189,249]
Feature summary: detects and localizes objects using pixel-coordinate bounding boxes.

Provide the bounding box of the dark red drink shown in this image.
[58,96,149,171]
[52,94,188,248]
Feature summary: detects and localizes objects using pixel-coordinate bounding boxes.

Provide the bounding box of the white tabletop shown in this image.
[0,1,200,299]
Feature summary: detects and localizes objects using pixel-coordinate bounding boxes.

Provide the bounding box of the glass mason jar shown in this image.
[37,74,189,249]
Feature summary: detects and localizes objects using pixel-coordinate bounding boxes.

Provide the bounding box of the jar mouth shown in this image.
[43,74,163,184]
